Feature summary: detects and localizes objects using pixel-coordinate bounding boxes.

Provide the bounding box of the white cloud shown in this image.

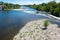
[2,0,60,5]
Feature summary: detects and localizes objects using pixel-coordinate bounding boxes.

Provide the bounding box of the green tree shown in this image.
[28,1,60,17]
[53,7,60,17]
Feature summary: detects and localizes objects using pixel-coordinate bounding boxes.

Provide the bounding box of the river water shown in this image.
[0,6,60,40]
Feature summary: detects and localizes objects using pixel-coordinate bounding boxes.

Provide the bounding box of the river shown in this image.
[0,6,60,40]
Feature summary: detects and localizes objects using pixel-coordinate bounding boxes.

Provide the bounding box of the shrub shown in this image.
[36,11,39,14]
[44,20,49,28]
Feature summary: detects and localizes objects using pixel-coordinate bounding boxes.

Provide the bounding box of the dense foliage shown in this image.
[28,1,60,17]
[0,2,20,10]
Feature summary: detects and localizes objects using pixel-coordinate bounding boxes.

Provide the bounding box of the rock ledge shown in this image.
[13,19,60,40]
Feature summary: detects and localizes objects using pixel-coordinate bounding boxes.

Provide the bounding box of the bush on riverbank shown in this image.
[44,20,49,29]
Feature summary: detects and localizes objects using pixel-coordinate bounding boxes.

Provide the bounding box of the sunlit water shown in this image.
[0,6,60,40]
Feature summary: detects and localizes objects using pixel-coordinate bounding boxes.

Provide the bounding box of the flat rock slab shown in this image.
[13,19,60,40]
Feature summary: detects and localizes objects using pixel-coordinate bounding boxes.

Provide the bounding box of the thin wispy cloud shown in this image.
[1,0,60,5]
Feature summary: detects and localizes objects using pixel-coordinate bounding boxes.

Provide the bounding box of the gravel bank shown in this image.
[13,19,60,40]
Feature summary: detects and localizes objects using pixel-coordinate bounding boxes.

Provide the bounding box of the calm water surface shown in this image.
[0,6,60,40]
[0,6,45,40]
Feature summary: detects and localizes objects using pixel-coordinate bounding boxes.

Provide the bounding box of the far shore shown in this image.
[3,8,20,10]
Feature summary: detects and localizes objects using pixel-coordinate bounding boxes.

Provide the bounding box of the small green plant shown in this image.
[44,20,49,28]
[36,11,39,14]
[33,36,35,40]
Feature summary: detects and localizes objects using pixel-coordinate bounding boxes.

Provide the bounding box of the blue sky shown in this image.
[1,0,60,5]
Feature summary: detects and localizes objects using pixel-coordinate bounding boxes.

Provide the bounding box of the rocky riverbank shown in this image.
[13,19,60,40]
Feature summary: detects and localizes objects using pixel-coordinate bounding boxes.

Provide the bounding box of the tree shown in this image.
[28,1,60,17]
[53,7,60,17]
[0,1,4,5]
[0,2,20,10]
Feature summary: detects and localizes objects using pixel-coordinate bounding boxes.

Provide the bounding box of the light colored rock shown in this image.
[13,19,60,40]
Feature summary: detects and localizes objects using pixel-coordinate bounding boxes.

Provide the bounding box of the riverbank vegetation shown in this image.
[27,1,60,17]
[44,20,49,29]
[0,2,20,10]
